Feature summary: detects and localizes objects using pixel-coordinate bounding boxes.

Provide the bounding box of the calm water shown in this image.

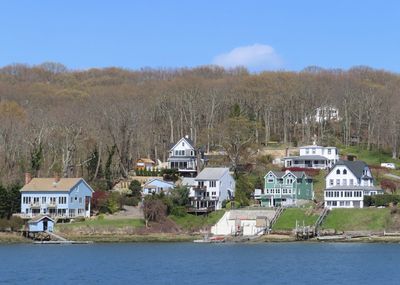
[0,242,399,284]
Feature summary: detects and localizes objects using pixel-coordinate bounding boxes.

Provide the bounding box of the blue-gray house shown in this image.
[142,178,175,195]
[20,175,94,218]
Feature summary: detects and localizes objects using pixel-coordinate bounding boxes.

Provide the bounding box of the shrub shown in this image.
[226,201,241,209]
[364,194,400,207]
[171,206,187,217]
[381,179,397,194]
[282,167,320,177]
[124,196,140,207]
[257,154,274,165]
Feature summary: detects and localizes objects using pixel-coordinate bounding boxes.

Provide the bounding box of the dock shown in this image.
[33,240,93,244]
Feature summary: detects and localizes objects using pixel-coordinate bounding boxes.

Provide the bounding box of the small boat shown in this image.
[193,235,225,243]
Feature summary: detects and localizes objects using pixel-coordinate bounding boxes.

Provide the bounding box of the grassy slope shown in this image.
[313,170,328,202]
[322,208,391,231]
[169,210,225,231]
[340,146,397,167]
[273,208,319,231]
[57,218,145,229]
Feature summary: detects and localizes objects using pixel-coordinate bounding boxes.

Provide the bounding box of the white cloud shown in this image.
[212,44,283,71]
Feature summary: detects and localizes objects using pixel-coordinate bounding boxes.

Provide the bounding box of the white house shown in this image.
[167,136,198,177]
[283,144,339,169]
[314,106,340,123]
[20,174,94,218]
[188,167,235,213]
[142,178,175,195]
[324,160,383,208]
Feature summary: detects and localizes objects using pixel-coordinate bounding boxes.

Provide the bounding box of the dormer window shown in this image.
[336,169,340,175]
[343,169,347,175]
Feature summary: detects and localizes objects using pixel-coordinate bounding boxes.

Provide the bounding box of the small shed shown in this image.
[27,216,55,232]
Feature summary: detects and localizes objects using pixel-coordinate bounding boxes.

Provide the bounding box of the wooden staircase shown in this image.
[314,207,330,235]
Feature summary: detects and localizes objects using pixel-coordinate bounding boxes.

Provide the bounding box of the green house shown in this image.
[254,170,314,207]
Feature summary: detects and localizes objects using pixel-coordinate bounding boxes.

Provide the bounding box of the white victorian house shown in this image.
[283,144,339,169]
[188,167,235,213]
[167,136,198,177]
[324,160,383,208]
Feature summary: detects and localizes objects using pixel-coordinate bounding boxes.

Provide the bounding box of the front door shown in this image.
[43,220,48,231]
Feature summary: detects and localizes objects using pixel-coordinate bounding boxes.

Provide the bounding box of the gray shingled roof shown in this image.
[334,160,368,179]
[169,137,195,151]
[195,167,229,180]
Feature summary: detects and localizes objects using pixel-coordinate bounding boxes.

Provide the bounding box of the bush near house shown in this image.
[364,194,400,207]
[282,167,320,177]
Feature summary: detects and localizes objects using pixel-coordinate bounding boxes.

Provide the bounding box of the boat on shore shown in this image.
[194,236,225,243]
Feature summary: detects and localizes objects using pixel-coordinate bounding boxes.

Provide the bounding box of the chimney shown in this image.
[25,173,32,185]
[54,173,60,183]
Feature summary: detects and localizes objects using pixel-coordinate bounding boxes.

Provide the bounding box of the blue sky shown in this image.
[1,1,399,72]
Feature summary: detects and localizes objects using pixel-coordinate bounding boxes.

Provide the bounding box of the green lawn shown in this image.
[273,208,319,231]
[313,170,328,202]
[322,208,391,231]
[340,146,398,167]
[57,218,145,229]
[169,210,225,231]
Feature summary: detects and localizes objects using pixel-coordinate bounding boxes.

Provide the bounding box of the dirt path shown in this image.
[105,205,144,220]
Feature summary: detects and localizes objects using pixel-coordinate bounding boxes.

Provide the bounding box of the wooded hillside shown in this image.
[0,63,399,186]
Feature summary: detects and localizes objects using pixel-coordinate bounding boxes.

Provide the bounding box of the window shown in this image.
[209,181,216,187]
[328,149,331,155]
[276,189,281,194]
[312,148,316,154]
[336,179,340,185]
[332,201,337,206]
[340,201,344,206]
[306,149,309,154]
[343,169,347,175]
[79,197,83,204]
[33,197,39,203]
[349,179,354,185]
[329,179,334,186]
[336,169,341,175]
[342,179,347,186]
[267,178,274,183]
[42,197,46,203]
[212,192,216,196]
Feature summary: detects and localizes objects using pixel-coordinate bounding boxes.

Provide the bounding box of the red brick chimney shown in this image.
[25,173,32,185]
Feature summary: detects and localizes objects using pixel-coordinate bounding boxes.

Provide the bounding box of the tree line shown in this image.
[0,63,399,187]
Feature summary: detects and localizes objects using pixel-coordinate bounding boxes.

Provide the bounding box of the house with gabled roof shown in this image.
[188,167,235,213]
[254,170,314,207]
[324,160,384,208]
[283,144,339,169]
[20,173,94,219]
[142,178,175,196]
[167,136,198,177]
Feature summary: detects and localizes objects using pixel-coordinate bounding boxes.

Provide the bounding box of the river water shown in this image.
[0,242,399,284]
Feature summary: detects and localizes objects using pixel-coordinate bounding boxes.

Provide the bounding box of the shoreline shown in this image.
[2,232,400,244]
